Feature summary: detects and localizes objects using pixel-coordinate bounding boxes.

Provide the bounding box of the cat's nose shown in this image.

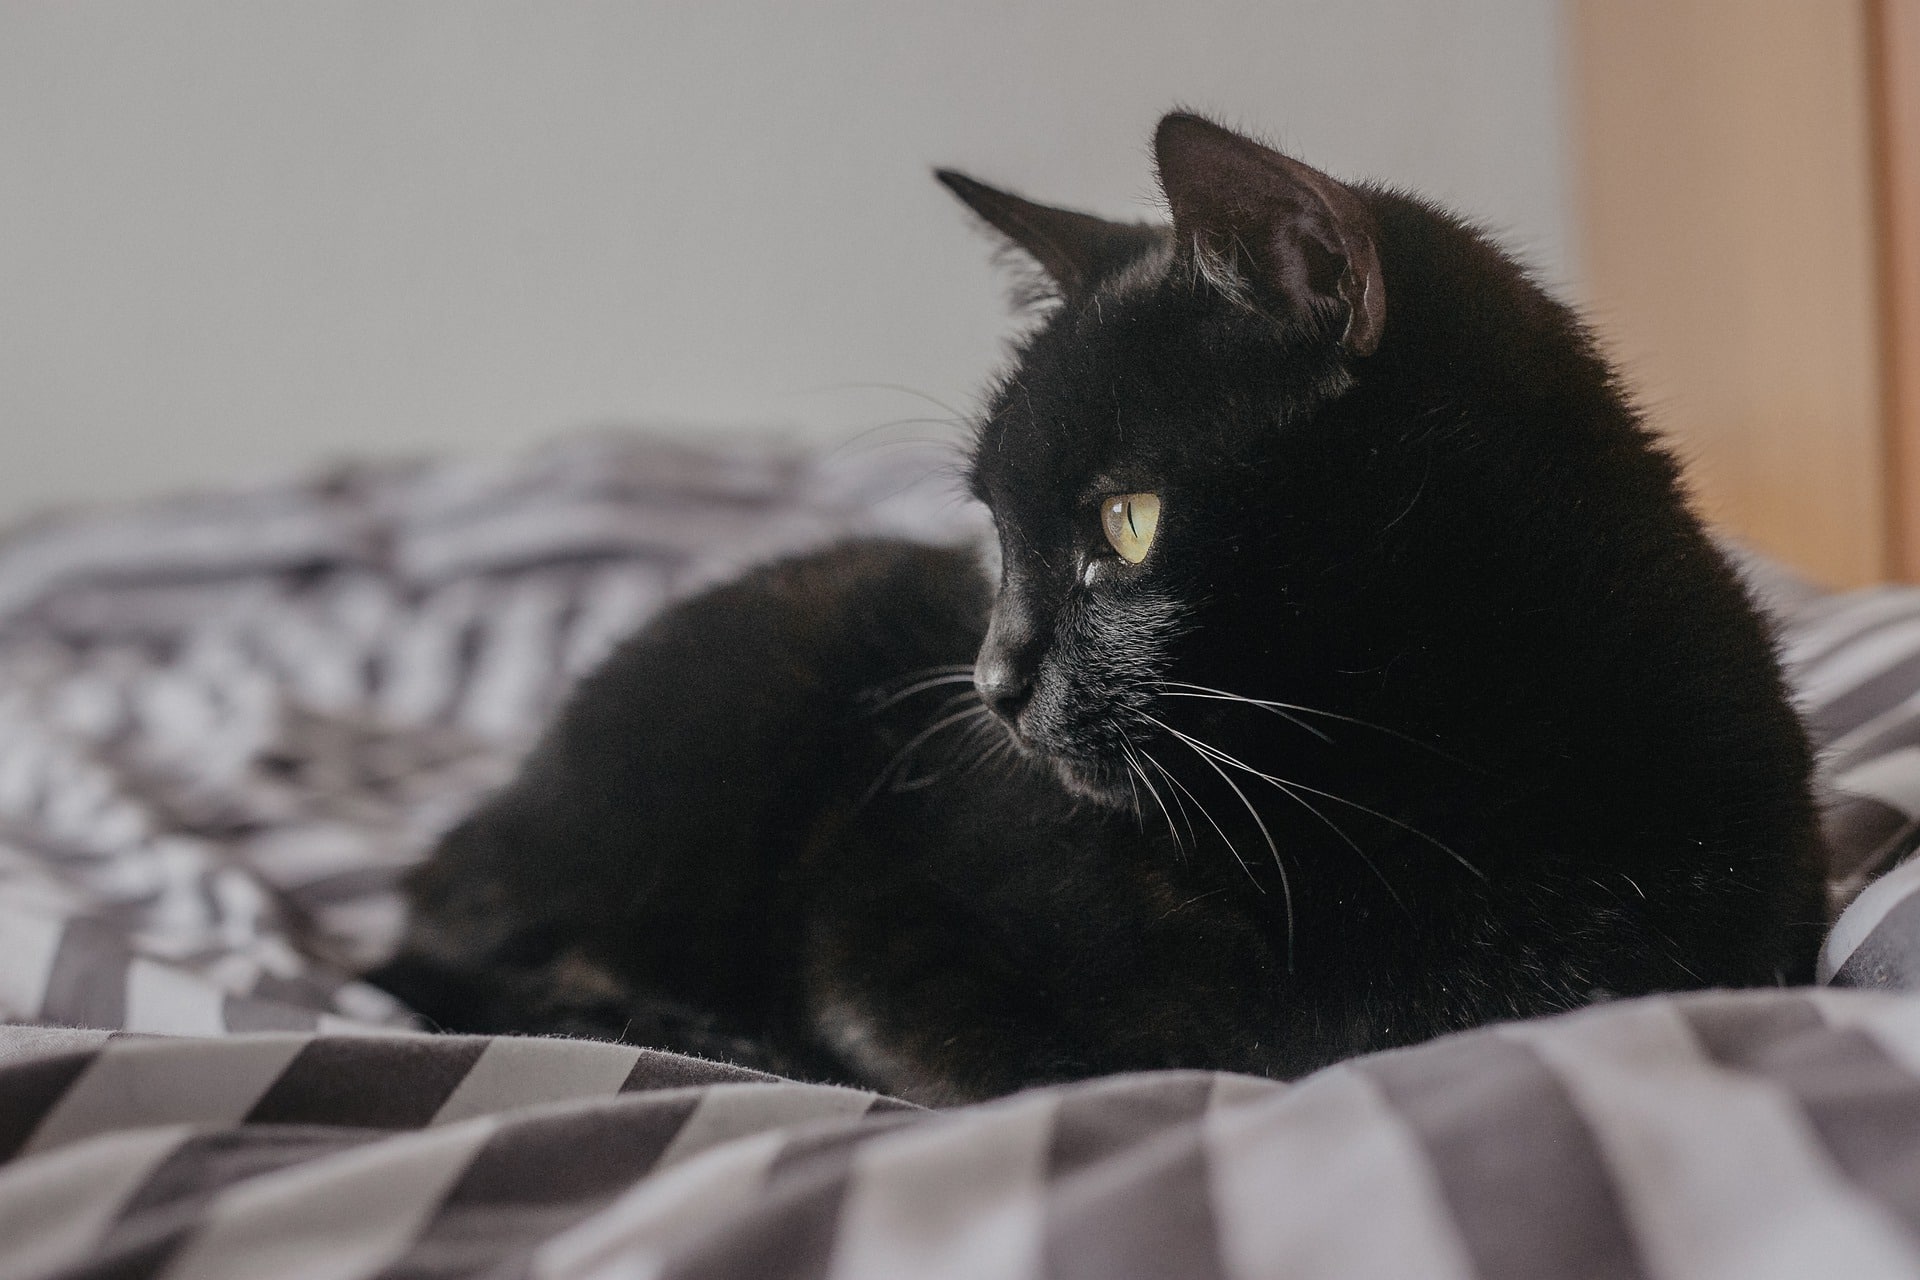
[975,661,1034,726]
[977,597,1041,727]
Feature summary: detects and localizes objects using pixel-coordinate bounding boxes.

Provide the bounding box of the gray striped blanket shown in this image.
[7,433,1920,1278]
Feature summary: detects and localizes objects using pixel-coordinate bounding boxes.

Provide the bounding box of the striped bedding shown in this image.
[6,433,1920,1278]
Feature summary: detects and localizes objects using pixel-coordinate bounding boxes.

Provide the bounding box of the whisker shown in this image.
[953,725,1014,785]
[820,415,971,464]
[982,728,1018,769]
[1115,739,1144,828]
[1153,709,1397,904]
[1121,737,1181,854]
[1122,751,1144,825]
[864,704,991,804]
[1152,745,1259,893]
[1149,715,1486,883]
[1158,681,1486,772]
[1160,722,1295,968]
[821,381,972,422]
[953,715,1000,776]
[1153,736,1400,913]
[1156,686,1331,743]
[867,663,977,693]
[1262,774,1407,916]
[1138,747,1199,854]
[864,671,979,711]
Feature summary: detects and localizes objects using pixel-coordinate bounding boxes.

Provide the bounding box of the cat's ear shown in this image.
[936,169,1160,302]
[1153,113,1385,356]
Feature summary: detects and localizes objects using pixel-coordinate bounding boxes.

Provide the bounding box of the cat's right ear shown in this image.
[935,170,1160,303]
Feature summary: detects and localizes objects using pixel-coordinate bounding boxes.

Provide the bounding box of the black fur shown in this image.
[372,114,1826,1104]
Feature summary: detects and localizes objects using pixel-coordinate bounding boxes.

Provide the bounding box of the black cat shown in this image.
[372,113,1827,1104]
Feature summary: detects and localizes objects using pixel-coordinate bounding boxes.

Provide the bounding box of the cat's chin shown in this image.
[1044,755,1134,809]
[999,725,1133,807]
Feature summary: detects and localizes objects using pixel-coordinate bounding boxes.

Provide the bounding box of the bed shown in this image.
[6,433,1920,1279]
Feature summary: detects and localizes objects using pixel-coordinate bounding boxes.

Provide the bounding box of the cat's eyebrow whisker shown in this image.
[1149,715,1487,884]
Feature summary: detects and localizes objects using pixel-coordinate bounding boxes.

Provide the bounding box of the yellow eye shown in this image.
[1100,492,1161,564]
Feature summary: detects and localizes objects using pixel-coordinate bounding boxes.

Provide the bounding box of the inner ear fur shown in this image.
[1152,113,1385,355]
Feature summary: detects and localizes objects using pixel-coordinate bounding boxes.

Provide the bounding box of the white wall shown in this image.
[0,1,1570,523]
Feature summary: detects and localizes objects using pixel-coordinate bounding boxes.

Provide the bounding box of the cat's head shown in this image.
[947,112,1613,807]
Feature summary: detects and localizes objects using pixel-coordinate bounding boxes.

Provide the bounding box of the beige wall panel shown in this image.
[1878,0,1920,578]
[1573,0,1886,586]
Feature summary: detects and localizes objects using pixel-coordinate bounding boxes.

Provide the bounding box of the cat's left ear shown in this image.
[1154,113,1386,356]
[936,170,1161,302]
